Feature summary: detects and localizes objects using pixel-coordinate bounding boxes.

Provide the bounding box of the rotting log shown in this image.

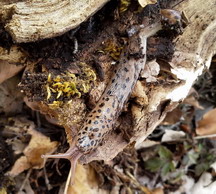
[1,0,215,171]
[0,0,109,43]
[81,0,216,163]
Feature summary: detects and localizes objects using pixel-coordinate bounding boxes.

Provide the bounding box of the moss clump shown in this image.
[100,39,123,61]
[119,0,131,13]
[46,62,96,107]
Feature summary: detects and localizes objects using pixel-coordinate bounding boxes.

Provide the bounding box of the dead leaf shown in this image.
[196,108,216,136]
[151,188,164,194]
[7,118,58,176]
[0,188,7,194]
[66,164,108,194]
[190,172,216,194]
[135,139,159,150]
[9,156,31,177]
[141,60,160,82]
[138,0,157,7]
[183,95,203,109]
[161,129,186,142]
[162,107,183,125]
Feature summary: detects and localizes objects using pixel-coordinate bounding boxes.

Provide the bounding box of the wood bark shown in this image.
[0,0,109,42]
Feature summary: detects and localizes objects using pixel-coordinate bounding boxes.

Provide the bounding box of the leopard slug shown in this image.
[42,22,162,183]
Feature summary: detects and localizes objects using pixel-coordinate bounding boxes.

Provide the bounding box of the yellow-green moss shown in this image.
[100,39,123,61]
[46,62,96,107]
[119,0,131,13]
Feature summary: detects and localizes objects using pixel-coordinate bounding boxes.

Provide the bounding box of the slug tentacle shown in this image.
[41,145,83,184]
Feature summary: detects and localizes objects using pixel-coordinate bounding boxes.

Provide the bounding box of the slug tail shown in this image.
[41,146,83,185]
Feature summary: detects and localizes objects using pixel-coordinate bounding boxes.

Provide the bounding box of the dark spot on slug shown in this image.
[99,103,105,107]
[123,59,126,63]
[93,128,99,132]
[114,83,118,89]
[78,132,81,136]
[105,97,109,101]
[91,141,94,146]
[108,119,112,123]
[98,109,102,113]
[114,69,117,73]
[107,90,112,95]
[112,79,115,83]
[94,121,98,124]
[102,125,105,128]
[84,127,88,131]
[92,110,96,113]
[98,133,101,137]
[95,140,98,146]
[100,120,103,123]
[89,133,94,139]
[89,127,93,131]
[122,84,126,89]
[88,114,93,117]
[116,73,120,78]
[124,67,129,72]
[107,108,110,113]
[126,77,130,83]
[106,124,109,128]
[88,120,91,124]
[112,100,116,108]
[82,131,86,134]
[134,74,138,80]
[96,116,100,118]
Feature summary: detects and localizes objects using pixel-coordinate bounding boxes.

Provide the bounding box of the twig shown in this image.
[43,166,52,190]
[194,134,216,139]
[19,169,32,192]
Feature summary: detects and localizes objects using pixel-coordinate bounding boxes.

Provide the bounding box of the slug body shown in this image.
[76,54,141,153]
[42,22,161,183]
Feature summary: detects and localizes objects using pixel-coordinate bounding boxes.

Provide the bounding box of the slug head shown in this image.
[41,144,83,184]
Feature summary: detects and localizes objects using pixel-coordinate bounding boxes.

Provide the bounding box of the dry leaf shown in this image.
[141,60,160,82]
[66,164,108,194]
[162,107,183,125]
[7,118,58,176]
[138,0,157,7]
[135,139,159,150]
[196,108,216,136]
[152,188,164,194]
[183,95,203,109]
[161,129,185,142]
[190,172,216,194]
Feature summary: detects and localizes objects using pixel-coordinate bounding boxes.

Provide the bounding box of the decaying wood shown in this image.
[0,0,109,43]
[81,0,216,163]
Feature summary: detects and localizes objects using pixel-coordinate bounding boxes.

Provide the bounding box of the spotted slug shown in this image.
[42,22,162,183]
